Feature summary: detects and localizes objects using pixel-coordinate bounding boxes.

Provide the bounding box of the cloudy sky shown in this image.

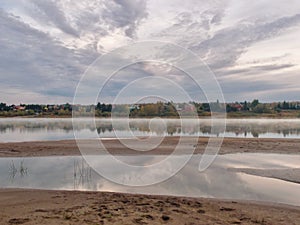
[1,0,300,104]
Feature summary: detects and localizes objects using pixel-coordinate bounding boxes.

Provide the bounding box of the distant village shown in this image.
[0,100,300,118]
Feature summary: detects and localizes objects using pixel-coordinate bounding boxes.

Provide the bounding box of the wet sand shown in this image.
[0,189,299,225]
[0,137,300,157]
[229,168,300,184]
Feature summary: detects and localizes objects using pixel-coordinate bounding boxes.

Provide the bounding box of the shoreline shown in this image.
[0,136,299,157]
[0,188,299,225]
[1,113,300,118]
[1,116,300,119]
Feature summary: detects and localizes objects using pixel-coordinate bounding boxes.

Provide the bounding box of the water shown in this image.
[1,153,299,206]
[1,118,300,142]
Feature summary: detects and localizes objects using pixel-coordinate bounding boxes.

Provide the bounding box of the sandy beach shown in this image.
[1,189,300,225]
[0,136,299,157]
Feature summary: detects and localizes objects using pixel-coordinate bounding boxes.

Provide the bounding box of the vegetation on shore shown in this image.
[0,100,300,118]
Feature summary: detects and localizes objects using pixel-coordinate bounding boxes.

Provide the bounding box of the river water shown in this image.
[1,118,300,142]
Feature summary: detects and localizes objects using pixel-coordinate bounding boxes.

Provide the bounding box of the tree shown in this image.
[96,102,102,111]
[164,102,178,117]
[252,104,271,114]
[202,103,210,112]
[25,104,42,112]
[0,102,7,111]
[242,101,248,111]
[282,101,289,109]
[64,103,72,111]
[251,99,259,109]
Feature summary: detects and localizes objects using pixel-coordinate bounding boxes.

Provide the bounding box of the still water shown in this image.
[1,118,300,142]
[0,153,299,206]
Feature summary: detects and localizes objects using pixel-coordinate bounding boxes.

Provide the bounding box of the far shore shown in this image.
[1,113,300,119]
[0,136,299,157]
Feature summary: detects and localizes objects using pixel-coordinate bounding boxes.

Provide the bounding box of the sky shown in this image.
[0,0,300,104]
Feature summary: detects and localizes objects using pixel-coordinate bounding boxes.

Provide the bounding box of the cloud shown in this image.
[219,63,295,77]
[147,2,228,46]
[0,9,88,101]
[1,0,300,103]
[102,0,148,38]
[29,0,79,37]
[252,64,295,71]
[193,13,300,70]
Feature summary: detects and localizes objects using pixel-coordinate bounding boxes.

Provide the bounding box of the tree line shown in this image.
[0,100,300,117]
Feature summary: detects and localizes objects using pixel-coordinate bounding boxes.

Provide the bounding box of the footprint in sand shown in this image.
[8,218,30,224]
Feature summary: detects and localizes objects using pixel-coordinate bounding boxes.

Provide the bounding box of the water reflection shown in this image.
[0,153,300,206]
[1,118,300,142]
[73,159,93,190]
[9,160,28,182]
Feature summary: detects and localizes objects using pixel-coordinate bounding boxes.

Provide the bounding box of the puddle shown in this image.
[0,153,299,206]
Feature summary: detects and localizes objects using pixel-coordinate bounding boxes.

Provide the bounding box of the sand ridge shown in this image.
[0,137,299,157]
